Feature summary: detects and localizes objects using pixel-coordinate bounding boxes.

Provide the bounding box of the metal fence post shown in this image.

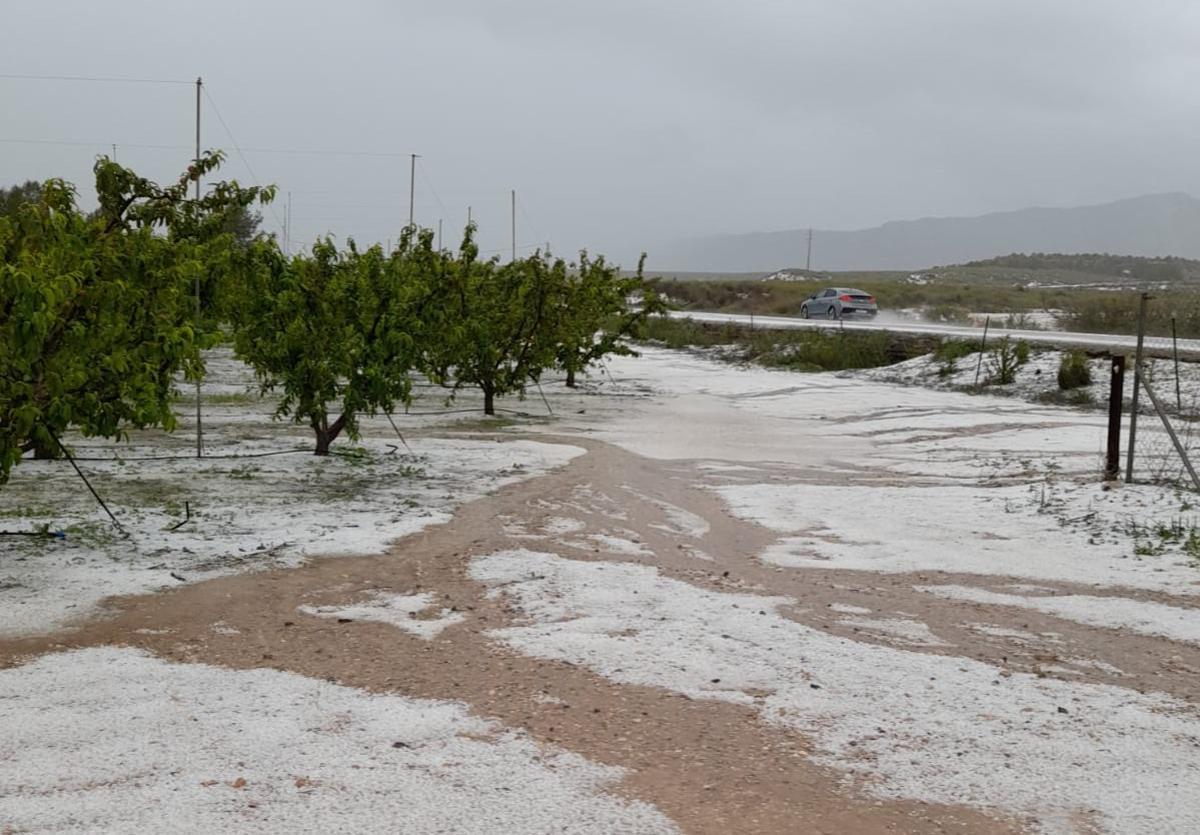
[1125,292,1150,483]
[973,315,990,387]
[1172,316,1182,412]
[1140,374,1200,492]
[1106,355,1125,480]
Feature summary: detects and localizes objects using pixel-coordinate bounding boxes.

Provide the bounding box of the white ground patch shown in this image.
[470,550,1200,835]
[299,591,467,640]
[620,486,711,539]
[859,347,1200,412]
[829,603,873,615]
[966,623,1064,644]
[920,585,1200,645]
[543,516,587,535]
[838,616,950,647]
[715,482,1200,594]
[0,348,584,638]
[0,647,677,834]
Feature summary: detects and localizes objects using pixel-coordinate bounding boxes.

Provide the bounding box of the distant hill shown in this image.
[656,193,1200,272]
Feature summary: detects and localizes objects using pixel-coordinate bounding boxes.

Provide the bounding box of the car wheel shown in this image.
[826,306,839,320]
[800,305,809,319]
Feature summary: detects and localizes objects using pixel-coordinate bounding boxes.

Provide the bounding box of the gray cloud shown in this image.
[3,0,1199,266]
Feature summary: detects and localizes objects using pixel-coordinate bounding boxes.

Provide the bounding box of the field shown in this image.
[3,344,1200,833]
[646,263,1200,337]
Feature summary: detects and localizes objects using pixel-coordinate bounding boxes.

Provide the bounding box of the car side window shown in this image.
[822,289,835,298]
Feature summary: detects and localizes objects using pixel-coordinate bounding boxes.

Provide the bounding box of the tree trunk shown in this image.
[312,413,347,455]
[482,383,496,416]
[314,428,333,456]
[566,367,576,388]
[33,440,58,460]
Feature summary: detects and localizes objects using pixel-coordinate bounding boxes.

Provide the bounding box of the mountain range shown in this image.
[655,193,1200,273]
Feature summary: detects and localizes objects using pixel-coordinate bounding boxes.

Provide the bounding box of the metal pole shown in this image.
[194,76,203,458]
[467,205,472,226]
[1105,355,1125,480]
[1140,374,1200,492]
[438,218,443,251]
[973,316,990,387]
[805,228,813,271]
[408,153,418,229]
[511,189,517,262]
[1172,316,1182,411]
[1126,292,1151,482]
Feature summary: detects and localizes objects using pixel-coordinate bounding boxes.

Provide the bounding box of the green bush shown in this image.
[1057,350,1093,390]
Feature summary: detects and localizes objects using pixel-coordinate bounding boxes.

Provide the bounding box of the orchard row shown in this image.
[0,153,662,481]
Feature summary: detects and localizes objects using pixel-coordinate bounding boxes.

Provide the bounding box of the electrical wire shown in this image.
[200,85,286,234]
[0,72,192,85]
[0,136,415,159]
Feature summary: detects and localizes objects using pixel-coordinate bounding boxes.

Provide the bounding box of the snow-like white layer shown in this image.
[620,486,711,539]
[0,435,582,638]
[920,585,1200,645]
[544,516,586,535]
[829,603,872,615]
[715,482,1200,594]
[838,615,949,646]
[470,550,1200,834]
[0,647,676,834]
[589,534,653,556]
[299,591,466,640]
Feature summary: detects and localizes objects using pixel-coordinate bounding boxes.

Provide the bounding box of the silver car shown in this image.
[799,287,878,319]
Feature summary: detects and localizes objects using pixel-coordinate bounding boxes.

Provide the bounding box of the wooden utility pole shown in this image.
[1105,355,1125,480]
[805,228,813,271]
[438,218,443,250]
[194,76,203,458]
[511,189,517,261]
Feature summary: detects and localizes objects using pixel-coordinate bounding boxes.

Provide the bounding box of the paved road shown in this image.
[670,310,1200,358]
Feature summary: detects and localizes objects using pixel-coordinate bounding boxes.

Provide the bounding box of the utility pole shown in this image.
[467,205,472,226]
[511,189,517,262]
[438,218,443,250]
[408,153,419,229]
[805,228,813,271]
[194,76,203,458]
[286,191,292,255]
[111,143,117,162]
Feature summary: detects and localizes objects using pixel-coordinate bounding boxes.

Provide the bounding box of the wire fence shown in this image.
[1126,294,1200,491]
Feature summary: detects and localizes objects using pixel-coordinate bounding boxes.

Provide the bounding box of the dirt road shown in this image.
[5,433,1197,833]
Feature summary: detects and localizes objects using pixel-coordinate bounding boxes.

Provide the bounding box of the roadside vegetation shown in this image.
[636,316,924,372]
[648,270,1200,338]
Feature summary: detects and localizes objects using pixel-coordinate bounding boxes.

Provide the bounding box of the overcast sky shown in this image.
[3,0,1199,266]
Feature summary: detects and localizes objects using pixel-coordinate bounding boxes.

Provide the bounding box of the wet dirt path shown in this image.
[3,435,1198,832]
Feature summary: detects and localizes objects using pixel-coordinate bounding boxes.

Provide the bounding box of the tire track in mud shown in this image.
[3,435,1198,832]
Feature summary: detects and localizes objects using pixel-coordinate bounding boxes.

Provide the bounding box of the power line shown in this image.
[201,85,285,235]
[0,138,183,151]
[0,136,415,159]
[0,72,192,85]
[417,157,452,223]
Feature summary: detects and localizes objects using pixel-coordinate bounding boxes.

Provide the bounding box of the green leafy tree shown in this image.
[0,153,272,482]
[554,253,663,387]
[0,181,43,219]
[427,228,565,415]
[229,230,437,454]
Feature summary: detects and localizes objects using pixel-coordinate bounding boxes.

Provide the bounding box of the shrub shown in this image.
[986,337,1028,385]
[1057,350,1093,390]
